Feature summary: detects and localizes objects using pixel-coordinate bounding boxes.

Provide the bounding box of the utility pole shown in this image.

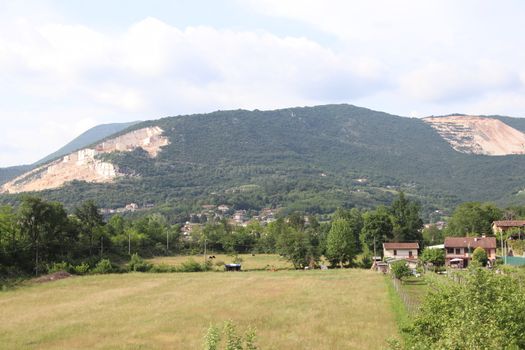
[373,235,377,259]
[203,239,207,265]
[166,230,169,253]
[505,240,509,265]
[128,231,131,255]
[500,230,505,265]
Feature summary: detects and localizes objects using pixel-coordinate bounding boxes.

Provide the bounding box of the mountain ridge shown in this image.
[1,104,525,218]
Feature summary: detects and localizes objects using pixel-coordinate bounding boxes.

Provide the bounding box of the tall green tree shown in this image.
[287,212,305,231]
[361,206,393,256]
[333,208,363,253]
[18,197,71,274]
[75,200,105,257]
[326,219,357,268]
[420,248,445,267]
[446,202,502,237]
[390,192,423,243]
[422,224,444,246]
[0,206,19,266]
[276,226,319,269]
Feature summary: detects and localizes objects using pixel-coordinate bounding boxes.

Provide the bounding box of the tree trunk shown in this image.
[89,233,93,257]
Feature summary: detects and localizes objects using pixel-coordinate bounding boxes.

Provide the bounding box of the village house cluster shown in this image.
[181,205,279,237]
[374,220,525,272]
[99,202,154,215]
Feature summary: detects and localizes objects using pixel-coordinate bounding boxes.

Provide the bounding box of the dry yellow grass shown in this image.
[147,253,294,271]
[0,269,398,349]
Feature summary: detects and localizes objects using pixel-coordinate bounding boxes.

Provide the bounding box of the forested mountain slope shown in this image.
[1,104,525,217]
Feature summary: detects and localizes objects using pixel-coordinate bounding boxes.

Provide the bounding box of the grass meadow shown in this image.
[0,269,398,349]
[147,253,295,271]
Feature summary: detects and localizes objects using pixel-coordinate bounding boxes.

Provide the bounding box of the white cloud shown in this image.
[1,1,525,165]
[0,14,388,165]
[399,61,520,102]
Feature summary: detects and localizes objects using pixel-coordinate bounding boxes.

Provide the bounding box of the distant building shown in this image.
[492,220,525,237]
[125,203,139,212]
[444,236,497,268]
[383,242,419,260]
[181,222,200,236]
[423,221,446,230]
[217,205,230,212]
[233,210,247,224]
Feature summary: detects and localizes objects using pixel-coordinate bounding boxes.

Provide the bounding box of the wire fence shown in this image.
[391,277,420,315]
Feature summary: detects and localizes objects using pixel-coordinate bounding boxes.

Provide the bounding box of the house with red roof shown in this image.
[382,242,420,269]
[383,242,419,260]
[444,236,496,268]
[492,220,525,239]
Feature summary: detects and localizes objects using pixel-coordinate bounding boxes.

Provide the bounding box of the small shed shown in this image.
[373,261,389,274]
[224,263,242,271]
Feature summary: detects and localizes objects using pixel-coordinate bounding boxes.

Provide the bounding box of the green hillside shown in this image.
[2,104,525,218]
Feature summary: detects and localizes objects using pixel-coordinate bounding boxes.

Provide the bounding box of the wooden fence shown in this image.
[391,277,420,315]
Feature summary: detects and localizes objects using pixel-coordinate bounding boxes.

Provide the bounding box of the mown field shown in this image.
[147,253,295,271]
[0,269,398,349]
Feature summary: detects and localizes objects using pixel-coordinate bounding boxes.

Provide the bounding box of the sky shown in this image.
[1,0,525,167]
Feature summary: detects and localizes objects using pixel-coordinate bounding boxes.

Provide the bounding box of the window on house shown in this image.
[447,248,454,254]
[455,248,461,255]
[394,249,397,256]
[409,251,413,257]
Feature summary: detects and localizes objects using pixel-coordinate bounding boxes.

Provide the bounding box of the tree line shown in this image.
[0,192,427,277]
[3,191,522,279]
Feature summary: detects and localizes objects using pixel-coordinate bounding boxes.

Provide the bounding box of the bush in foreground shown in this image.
[128,253,152,272]
[404,268,525,349]
[390,260,411,280]
[47,262,71,274]
[177,259,209,272]
[92,259,113,274]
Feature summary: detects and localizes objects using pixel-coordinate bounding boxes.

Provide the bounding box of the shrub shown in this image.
[176,259,205,272]
[230,254,244,265]
[215,260,225,267]
[471,247,488,267]
[204,324,221,350]
[359,254,373,269]
[149,264,176,273]
[204,321,258,350]
[391,260,411,280]
[47,261,71,274]
[92,259,113,274]
[128,253,152,272]
[73,263,90,275]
